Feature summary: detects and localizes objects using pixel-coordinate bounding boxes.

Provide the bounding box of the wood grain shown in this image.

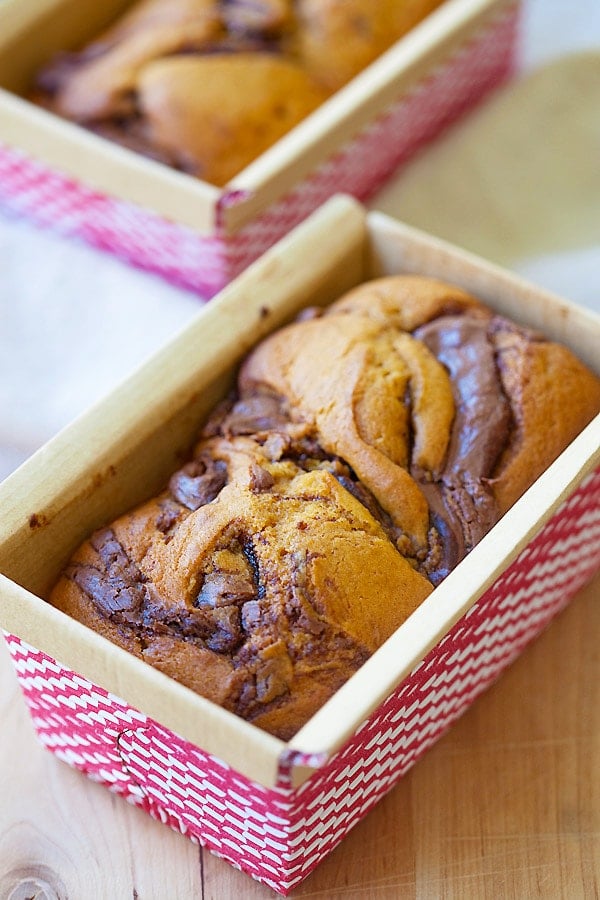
[1,574,598,899]
[0,638,202,900]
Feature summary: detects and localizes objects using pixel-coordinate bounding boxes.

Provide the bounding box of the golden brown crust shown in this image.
[97,0,220,46]
[239,314,435,549]
[137,54,327,186]
[53,3,221,121]
[293,0,444,91]
[490,322,600,511]
[329,275,485,329]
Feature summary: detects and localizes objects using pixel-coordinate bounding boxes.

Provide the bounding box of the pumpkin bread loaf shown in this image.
[48,276,600,738]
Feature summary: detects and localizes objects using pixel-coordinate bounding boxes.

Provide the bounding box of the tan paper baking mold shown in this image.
[0,195,598,789]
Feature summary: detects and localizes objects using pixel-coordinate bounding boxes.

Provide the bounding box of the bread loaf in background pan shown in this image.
[32,0,445,185]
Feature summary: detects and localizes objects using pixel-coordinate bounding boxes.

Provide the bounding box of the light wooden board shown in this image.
[1,573,598,899]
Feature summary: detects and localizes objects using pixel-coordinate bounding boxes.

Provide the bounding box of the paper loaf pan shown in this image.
[1,197,599,895]
[0,0,520,298]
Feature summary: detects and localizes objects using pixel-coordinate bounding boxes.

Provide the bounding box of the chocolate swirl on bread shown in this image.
[49,276,600,737]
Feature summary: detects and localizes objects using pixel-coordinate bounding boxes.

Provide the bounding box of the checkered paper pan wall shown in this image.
[0,197,599,894]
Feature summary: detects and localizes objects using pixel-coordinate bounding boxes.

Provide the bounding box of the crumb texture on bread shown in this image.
[48,276,600,737]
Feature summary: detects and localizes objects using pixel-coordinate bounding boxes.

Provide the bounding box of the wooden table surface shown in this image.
[0,572,598,899]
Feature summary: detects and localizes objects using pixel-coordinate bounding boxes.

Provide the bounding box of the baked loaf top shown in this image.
[48,276,600,739]
[33,0,443,186]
